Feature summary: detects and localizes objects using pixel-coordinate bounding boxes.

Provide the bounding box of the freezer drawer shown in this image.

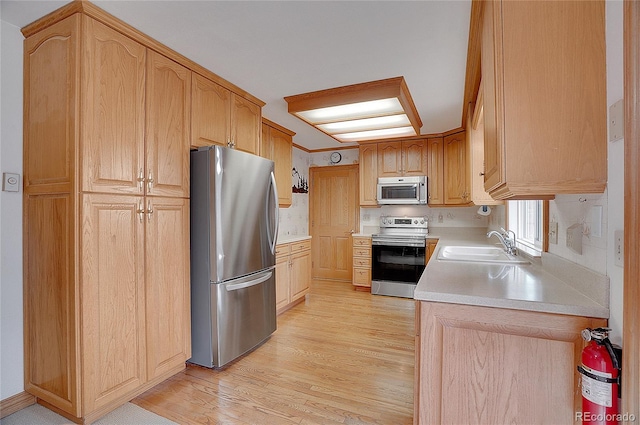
[189,268,277,368]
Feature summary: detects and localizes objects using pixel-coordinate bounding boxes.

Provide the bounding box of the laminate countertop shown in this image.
[414,228,609,319]
[277,235,311,244]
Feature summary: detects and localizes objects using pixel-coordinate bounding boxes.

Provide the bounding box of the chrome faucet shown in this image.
[487,229,517,255]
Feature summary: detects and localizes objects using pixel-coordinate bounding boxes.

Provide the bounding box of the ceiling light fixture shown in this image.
[284,77,422,143]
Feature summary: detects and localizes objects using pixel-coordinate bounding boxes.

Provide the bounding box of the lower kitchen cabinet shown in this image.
[352,236,372,289]
[414,301,606,425]
[275,239,311,314]
[24,192,190,423]
[426,239,439,263]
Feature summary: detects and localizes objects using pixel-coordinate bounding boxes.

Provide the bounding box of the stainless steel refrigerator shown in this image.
[189,145,278,368]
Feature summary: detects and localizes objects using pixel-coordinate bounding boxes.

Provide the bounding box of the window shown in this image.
[507,200,546,254]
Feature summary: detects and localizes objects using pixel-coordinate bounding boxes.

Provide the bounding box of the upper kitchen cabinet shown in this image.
[146,51,191,198]
[80,17,146,196]
[191,73,263,155]
[467,96,502,205]
[262,118,294,207]
[426,137,444,205]
[359,143,378,206]
[377,139,428,177]
[443,131,471,205]
[481,0,607,199]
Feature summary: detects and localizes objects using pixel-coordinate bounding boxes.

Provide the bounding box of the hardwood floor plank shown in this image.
[133,280,415,424]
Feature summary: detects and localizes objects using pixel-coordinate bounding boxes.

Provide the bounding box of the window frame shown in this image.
[506,200,549,255]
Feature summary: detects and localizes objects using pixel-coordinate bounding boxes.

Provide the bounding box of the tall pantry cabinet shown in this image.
[23,8,190,423]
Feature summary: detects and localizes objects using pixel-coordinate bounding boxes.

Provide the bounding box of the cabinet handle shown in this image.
[137,200,145,223]
[146,200,153,222]
[137,168,145,192]
[147,170,154,193]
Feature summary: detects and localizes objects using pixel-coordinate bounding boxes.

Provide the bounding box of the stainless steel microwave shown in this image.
[377,176,428,205]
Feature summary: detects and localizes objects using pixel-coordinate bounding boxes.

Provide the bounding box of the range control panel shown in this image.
[380,216,427,229]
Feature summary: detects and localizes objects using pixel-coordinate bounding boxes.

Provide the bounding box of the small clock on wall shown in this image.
[329,151,342,165]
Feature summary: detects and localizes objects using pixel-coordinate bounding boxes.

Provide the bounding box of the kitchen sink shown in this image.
[437,245,529,264]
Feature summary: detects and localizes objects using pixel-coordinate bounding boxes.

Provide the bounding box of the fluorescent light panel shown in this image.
[284,77,422,143]
[334,126,417,142]
[317,114,411,134]
[296,98,404,124]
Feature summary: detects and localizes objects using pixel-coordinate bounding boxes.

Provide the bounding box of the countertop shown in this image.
[277,235,312,244]
[414,228,610,319]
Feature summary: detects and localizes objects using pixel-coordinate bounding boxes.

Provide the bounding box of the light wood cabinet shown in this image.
[146,51,191,198]
[481,0,607,199]
[352,236,372,289]
[426,239,439,263]
[358,144,378,206]
[443,131,471,205]
[377,140,427,177]
[414,301,606,424]
[191,74,262,155]
[467,100,502,206]
[275,240,311,314]
[262,119,293,207]
[23,10,191,423]
[426,137,444,205]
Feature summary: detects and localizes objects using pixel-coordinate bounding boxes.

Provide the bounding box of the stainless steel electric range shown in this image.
[371,216,428,299]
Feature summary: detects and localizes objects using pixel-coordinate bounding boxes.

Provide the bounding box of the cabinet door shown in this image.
[24,15,79,195]
[81,193,146,413]
[231,94,261,155]
[275,251,290,312]
[145,197,191,380]
[290,250,311,301]
[427,137,444,205]
[81,17,146,195]
[191,73,231,148]
[481,0,504,193]
[402,139,428,176]
[444,132,470,205]
[359,144,378,206]
[146,51,191,198]
[261,123,272,159]
[377,142,403,177]
[271,127,293,207]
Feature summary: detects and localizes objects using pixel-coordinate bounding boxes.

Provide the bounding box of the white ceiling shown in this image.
[1,0,471,151]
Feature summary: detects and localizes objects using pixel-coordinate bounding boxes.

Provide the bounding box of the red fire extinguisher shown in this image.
[577,328,622,424]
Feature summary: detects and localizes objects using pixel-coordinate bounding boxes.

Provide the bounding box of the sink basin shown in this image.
[437,245,529,264]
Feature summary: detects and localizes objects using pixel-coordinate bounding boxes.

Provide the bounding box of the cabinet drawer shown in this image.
[353,247,371,257]
[353,237,372,247]
[353,267,371,286]
[275,243,291,257]
[290,240,311,252]
[353,257,371,267]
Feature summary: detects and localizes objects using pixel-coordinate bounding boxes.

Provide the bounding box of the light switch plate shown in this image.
[2,173,20,192]
[609,99,624,142]
[614,230,623,267]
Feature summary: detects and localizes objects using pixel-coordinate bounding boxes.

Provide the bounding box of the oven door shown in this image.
[371,241,426,284]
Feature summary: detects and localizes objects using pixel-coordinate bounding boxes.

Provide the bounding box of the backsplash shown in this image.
[548,192,608,275]
[360,205,489,233]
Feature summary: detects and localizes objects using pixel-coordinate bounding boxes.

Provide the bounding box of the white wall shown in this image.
[605,0,624,346]
[0,19,25,400]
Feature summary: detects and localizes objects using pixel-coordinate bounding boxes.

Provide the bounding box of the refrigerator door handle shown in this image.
[268,171,279,253]
[224,270,273,292]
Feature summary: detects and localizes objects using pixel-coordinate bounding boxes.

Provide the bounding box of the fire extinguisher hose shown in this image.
[577,365,620,384]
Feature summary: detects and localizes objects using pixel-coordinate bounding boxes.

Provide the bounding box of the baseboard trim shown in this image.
[0,391,37,419]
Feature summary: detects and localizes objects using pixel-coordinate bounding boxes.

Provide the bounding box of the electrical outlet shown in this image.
[549,221,558,244]
[614,230,623,267]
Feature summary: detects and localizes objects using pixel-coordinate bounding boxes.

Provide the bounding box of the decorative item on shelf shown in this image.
[329,151,342,165]
[292,168,309,194]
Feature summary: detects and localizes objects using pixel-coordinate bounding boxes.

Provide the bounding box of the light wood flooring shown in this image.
[132,280,415,424]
